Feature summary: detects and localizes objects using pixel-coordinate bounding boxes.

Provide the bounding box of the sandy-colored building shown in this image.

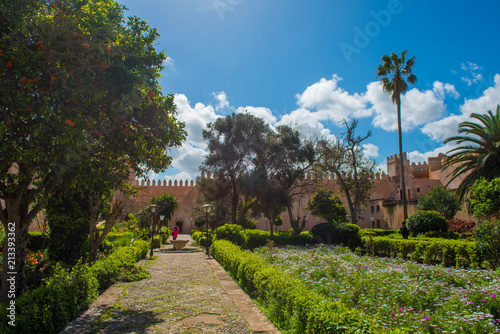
[124,153,475,233]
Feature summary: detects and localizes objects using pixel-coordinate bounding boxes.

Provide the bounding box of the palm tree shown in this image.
[442,105,500,201]
[377,50,417,220]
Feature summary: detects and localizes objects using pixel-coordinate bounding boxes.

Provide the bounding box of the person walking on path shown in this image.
[400,221,409,239]
[172,226,179,240]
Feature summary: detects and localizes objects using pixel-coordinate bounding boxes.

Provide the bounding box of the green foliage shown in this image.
[306,188,347,223]
[406,211,448,236]
[27,232,48,251]
[310,222,362,250]
[417,186,459,220]
[442,106,500,201]
[211,240,385,333]
[363,236,481,268]
[360,228,398,237]
[214,224,247,248]
[244,230,316,250]
[45,189,90,265]
[0,262,98,334]
[474,221,500,268]
[470,177,500,220]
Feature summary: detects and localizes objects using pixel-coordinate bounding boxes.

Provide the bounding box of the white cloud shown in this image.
[236,106,277,125]
[460,61,484,87]
[407,143,455,164]
[295,74,370,124]
[433,81,460,100]
[421,74,500,142]
[168,144,207,178]
[212,91,230,111]
[174,93,218,148]
[276,108,333,139]
[362,143,379,158]
[367,81,447,132]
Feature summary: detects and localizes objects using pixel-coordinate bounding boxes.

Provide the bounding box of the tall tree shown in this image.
[442,106,500,201]
[377,50,417,220]
[264,125,315,235]
[315,119,376,225]
[201,113,271,224]
[0,0,185,304]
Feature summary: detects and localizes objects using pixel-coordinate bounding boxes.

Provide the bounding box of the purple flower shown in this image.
[491,294,497,298]
[466,301,473,305]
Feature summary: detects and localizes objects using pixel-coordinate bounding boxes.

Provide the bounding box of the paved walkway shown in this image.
[61,235,280,334]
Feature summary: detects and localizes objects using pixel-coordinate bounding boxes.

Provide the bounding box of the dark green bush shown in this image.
[46,189,90,265]
[243,230,315,249]
[0,262,98,334]
[406,210,448,236]
[311,222,362,250]
[27,232,48,251]
[474,221,500,268]
[363,236,481,268]
[214,224,247,247]
[360,228,398,236]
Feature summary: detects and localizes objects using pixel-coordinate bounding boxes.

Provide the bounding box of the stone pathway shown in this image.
[61,235,280,334]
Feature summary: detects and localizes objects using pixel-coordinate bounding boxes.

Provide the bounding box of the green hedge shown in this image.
[363,236,482,268]
[212,240,386,333]
[0,241,149,333]
[245,230,316,250]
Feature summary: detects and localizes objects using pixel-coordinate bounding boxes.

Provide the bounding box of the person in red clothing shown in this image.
[172,226,179,241]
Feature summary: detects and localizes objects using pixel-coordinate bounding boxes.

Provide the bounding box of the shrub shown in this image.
[474,221,500,268]
[211,240,385,333]
[406,211,448,236]
[27,232,48,251]
[310,222,362,250]
[0,262,98,334]
[45,189,90,265]
[214,224,247,247]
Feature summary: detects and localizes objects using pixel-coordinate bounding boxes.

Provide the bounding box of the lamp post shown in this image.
[149,204,158,258]
[159,215,165,244]
[201,204,213,257]
[370,216,375,228]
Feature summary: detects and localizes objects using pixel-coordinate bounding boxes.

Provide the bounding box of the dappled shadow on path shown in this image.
[90,307,163,334]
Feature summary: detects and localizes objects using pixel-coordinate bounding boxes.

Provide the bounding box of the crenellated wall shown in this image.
[121,153,476,233]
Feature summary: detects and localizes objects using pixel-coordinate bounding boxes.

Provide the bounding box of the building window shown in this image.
[417,187,420,192]
[376,205,380,212]
[371,206,374,213]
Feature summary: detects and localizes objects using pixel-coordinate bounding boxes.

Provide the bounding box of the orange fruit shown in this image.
[81,43,89,49]
[50,76,56,81]
[20,77,27,83]
[27,79,33,83]
[99,62,106,68]
[148,90,156,97]
[65,99,70,103]
[64,119,74,127]
[6,61,13,68]
[105,45,111,52]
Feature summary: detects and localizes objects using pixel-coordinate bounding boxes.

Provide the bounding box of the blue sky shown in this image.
[118,0,500,181]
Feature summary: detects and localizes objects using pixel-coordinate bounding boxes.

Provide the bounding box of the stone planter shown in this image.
[171,239,189,250]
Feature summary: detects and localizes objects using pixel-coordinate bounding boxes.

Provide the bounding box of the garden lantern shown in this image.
[201,204,213,257]
[149,204,158,258]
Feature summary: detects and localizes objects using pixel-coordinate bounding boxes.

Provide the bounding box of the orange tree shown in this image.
[0,0,185,304]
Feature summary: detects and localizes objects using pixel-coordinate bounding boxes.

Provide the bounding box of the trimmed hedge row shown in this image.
[364,236,482,268]
[0,240,149,333]
[212,240,386,333]
[244,230,316,249]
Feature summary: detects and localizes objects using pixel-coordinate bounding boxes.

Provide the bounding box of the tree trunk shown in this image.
[396,97,408,220]
[231,177,238,225]
[335,171,356,225]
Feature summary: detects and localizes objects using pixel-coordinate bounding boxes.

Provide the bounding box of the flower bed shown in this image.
[253,244,500,333]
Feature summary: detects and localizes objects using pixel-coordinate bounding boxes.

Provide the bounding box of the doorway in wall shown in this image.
[175,221,183,234]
